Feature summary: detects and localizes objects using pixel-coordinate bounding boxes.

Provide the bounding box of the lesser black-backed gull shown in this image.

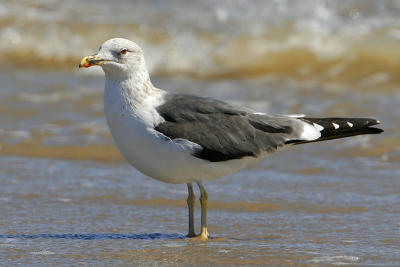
[79,38,383,240]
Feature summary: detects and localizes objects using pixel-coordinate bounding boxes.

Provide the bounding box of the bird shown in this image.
[79,38,383,240]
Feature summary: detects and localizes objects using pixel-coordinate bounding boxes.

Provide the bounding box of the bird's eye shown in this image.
[120,48,128,55]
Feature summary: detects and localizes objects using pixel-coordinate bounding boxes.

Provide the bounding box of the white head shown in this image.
[79,38,149,81]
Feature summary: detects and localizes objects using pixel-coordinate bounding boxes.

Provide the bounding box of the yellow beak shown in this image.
[79,55,110,68]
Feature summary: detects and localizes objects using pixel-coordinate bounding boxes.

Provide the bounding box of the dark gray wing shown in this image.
[155,94,299,162]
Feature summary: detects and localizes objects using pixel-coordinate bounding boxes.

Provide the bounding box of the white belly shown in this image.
[104,89,261,184]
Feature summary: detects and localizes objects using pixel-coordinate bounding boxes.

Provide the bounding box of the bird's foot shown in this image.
[188,227,210,241]
[188,232,209,241]
[197,230,210,241]
[187,231,196,238]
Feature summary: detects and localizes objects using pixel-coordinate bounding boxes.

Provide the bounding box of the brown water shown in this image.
[1,0,400,266]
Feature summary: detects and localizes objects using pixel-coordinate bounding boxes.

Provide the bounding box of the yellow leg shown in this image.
[186,183,196,237]
[197,181,209,240]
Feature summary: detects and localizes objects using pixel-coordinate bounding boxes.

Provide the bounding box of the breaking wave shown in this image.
[1,0,400,84]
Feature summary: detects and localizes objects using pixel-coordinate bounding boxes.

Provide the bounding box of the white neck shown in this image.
[103,65,165,129]
[105,74,155,105]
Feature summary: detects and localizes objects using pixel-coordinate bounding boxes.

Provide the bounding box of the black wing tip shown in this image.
[367,118,383,133]
[366,126,384,134]
[286,125,383,145]
[304,117,382,129]
[365,118,381,127]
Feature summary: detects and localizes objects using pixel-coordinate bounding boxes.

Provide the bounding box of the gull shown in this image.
[79,38,383,240]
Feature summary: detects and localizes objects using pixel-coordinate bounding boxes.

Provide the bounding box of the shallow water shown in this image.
[1,0,400,266]
[1,151,399,266]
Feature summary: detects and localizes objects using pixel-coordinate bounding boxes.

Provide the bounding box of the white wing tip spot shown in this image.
[332,123,340,129]
[313,123,324,132]
[347,122,353,127]
[300,122,321,140]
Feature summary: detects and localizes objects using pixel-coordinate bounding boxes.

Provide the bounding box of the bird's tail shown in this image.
[286,117,383,145]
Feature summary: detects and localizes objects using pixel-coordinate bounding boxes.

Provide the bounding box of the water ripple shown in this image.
[0,233,185,240]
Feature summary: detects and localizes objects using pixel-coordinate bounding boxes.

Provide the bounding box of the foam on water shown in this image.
[308,255,360,264]
[30,250,55,255]
[1,0,400,83]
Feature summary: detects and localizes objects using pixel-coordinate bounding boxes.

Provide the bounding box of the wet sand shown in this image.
[1,151,399,266]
